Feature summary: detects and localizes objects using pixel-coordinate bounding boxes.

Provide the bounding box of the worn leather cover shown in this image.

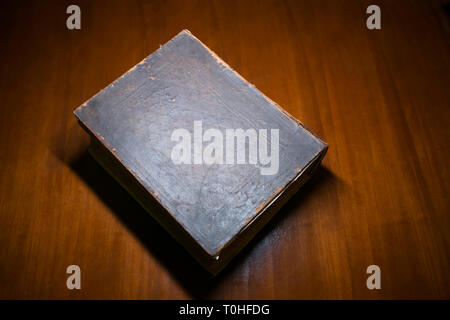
[74,30,328,274]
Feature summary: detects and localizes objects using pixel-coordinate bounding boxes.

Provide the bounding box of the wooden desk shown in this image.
[0,0,449,299]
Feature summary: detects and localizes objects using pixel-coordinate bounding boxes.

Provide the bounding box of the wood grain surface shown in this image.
[0,0,449,299]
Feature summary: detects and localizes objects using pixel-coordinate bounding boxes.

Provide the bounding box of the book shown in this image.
[74,30,328,274]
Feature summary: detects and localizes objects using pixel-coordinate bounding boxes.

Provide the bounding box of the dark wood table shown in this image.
[0,0,449,299]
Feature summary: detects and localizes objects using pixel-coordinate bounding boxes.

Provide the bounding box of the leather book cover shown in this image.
[74,29,328,274]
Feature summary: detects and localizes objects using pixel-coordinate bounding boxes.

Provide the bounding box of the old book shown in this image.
[74,30,327,274]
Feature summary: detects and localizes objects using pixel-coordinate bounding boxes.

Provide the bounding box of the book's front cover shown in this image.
[74,30,327,263]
